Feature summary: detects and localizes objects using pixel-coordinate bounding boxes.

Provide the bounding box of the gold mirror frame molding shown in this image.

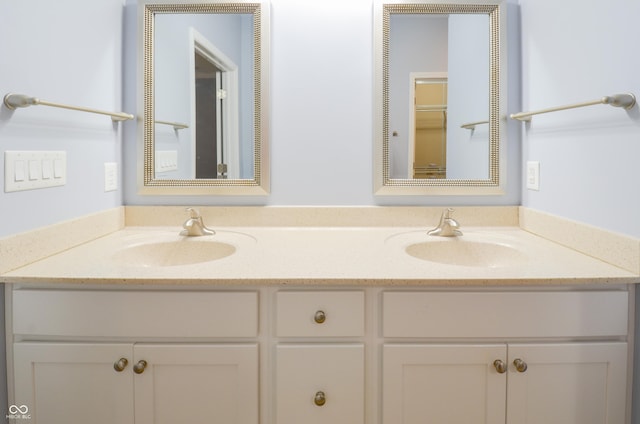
[138,0,270,195]
[373,0,506,195]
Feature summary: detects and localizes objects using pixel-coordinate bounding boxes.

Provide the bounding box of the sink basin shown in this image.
[113,240,236,267]
[405,239,528,268]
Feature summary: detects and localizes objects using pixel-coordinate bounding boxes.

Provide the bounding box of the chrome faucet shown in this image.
[180,208,215,237]
[428,208,462,237]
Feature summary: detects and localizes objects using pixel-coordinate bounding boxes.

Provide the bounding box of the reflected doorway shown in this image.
[195,52,221,178]
[189,28,240,179]
[409,73,448,179]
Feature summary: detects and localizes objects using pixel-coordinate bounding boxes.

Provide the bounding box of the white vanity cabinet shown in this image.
[505,342,627,424]
[383,343,508,423]
[6,286,633,424]
[9,289,259,424]
[274,291,366,424]
[133,343,258,424]
[381,291,630,424]
[13,342,135,424]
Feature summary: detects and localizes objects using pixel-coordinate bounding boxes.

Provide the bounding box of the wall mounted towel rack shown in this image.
[510,93,636,122]
[461,119,489,130]
[155,120,189,130]
[3,93,134,122]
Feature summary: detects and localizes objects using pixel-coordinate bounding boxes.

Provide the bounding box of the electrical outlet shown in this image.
[526,161,540,191]
[104,162,118,192]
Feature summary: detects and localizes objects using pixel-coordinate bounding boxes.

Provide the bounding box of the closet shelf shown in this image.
[510,93,636,122]
[3,93,134,122]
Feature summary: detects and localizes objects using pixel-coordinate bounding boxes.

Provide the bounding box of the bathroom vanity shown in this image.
[6,286,631,424]
[2,206,639,424]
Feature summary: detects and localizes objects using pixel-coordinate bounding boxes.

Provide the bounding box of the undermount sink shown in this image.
[112,239,236,267]
[405,239,528,268]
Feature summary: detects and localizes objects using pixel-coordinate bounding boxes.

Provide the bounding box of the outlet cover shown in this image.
[526,161,540,191]
[104,162,118,192]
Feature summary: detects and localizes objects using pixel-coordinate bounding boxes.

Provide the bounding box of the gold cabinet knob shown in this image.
[133,360,148,374]
[314,391,326,406]
[113,358,128,372]
[513,358,528,373]
[314,310,326,324]
[493,359,507,374]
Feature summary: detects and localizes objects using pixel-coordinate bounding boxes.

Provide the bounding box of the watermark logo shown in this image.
[6,405,31,420]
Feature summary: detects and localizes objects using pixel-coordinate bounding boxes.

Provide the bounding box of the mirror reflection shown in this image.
[374,2,505,195]
[390,13,490,180]
[154,12,253,180]
[140,1,269,195]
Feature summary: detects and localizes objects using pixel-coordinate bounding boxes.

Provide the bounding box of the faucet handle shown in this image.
[181,207,215,237]
[185,207,200,218]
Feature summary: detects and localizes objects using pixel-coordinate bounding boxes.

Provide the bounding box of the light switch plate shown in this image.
[155,150,178,173]
[526,161,540,191]
[4,151,66,192]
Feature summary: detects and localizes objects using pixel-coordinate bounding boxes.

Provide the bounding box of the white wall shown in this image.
[519,0,640,238]
[124,0,521,206]
[8,0,614,237]
[0,0,126,238]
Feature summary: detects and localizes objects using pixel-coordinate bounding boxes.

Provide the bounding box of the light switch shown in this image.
[53,158,64,179]
[14,160,26,182]
[29,160,40,180]
[42,160,53,179]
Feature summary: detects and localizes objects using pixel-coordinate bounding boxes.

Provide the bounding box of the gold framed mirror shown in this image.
[138,0,269,195]
[373,0,506,195]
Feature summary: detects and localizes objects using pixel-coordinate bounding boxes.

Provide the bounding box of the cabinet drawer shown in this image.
[276,291,365,337]
[13,289,258,338]
[382,291,628,338]
[276,344,364,424]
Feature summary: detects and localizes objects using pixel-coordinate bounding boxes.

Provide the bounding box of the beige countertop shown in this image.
[2,225,638,286]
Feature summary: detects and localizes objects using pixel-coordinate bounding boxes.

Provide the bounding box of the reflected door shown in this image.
[195,52,220,178]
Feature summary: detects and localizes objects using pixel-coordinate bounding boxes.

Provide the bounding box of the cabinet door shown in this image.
[276,344,365,424]
[507,342,628,424]
[133,344,258,424]
[13,342,134,424]
[383,344,507,424]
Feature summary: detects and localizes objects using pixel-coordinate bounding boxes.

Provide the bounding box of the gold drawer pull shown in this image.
[133,360,148,374]
[493,359,506,374]
[314,391,326,406]
[314,310,326,324]
[113,358,128,372]
[513,358,528,373]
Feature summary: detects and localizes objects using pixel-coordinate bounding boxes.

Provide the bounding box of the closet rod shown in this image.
[510,93,636,122]
[3,93,134,122]
[155,120,189,130]
[461,119,489,130]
